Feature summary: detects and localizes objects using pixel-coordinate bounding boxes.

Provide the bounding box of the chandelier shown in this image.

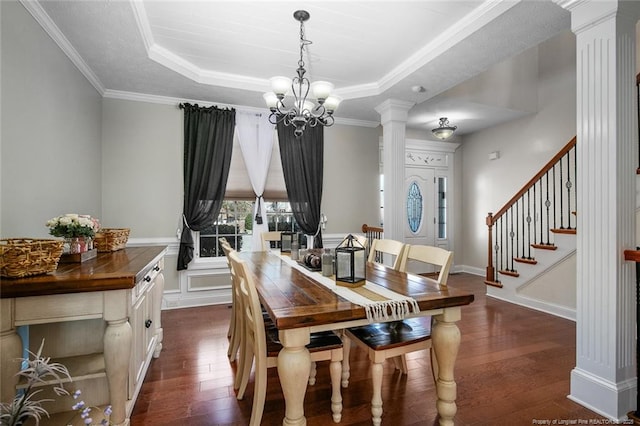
[263,10,341,138]
[431,117,457,140]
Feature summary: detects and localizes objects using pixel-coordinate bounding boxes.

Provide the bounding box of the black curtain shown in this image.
[177,104,236,270]
[277,122,323,248]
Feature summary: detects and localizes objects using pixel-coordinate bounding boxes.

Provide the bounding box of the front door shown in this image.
[404,167,436,274]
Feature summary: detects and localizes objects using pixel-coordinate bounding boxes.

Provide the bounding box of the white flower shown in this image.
[78,217,92,227]
[65,213,79,220]
[59,216,73,226]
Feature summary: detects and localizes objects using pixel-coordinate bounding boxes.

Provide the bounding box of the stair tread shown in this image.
[514,257,537,265]
[551,228,577,234]
[484,280,503,288]
[531,243,557,251]
[498,270,519,277]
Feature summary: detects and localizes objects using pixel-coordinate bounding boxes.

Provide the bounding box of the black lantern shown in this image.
[335,234,366,287]
[280,232,295,253]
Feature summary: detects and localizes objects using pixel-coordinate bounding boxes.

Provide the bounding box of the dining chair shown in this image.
[367,238,405,269]
[342,245,454,426]
[220,239,241,362]
[398,244,454,287]
[260,231,282,251]
[228,251,344,425]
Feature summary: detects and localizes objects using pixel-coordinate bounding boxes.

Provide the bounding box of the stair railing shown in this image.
[485,137,577,286]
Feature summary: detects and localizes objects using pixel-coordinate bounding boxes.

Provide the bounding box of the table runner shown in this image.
[272,251,420,322]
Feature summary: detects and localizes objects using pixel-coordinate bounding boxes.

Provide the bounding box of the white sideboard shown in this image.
[0,246,167,426]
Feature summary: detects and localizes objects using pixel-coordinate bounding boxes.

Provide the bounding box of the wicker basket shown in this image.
[94,228,130,252]
[0,239,64,278]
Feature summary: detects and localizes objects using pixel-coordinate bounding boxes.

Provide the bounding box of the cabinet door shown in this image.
[144,280,156,357]
[129,292,146,399]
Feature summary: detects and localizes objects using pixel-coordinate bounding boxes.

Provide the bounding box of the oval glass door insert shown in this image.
[406,181,423,233]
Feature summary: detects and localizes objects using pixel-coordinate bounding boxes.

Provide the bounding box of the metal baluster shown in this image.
[559,154,564,229]
[553,165,557,230]
[499,216,504,273]
[545,171,551,245]
[507,207,513,271]
[572,146,577,229]
[539,179,544,244]
[494,224,499,281]
[526,189,532,259]
[566,151,573,229]
[532,183,537,244]
[515,200,520,261]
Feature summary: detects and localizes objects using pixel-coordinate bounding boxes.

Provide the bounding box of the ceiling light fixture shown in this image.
[431,117,457,140]
[263,10,341,138]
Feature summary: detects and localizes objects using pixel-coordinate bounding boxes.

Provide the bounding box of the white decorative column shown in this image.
[375,99,414,242]
[558,0,640,420]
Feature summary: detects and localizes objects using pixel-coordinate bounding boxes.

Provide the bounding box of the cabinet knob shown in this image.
[153,265,160,272]
[145,319,153,328]
[144,276,151,282]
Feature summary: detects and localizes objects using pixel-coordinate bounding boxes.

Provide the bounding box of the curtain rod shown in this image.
[178,102,262,116]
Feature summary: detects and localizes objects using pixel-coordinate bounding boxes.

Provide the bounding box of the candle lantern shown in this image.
[280,232,295,253]
[335,234,366,287]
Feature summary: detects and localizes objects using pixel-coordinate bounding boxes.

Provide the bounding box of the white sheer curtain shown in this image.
[236,112,276,251]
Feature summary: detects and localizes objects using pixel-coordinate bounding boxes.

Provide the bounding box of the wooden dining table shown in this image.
[237,250,475,426]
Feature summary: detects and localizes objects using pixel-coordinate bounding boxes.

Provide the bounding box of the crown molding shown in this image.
[377,0,523,94]
[129,0,523,100]
[20,0,105,95]
[103,89,379,128]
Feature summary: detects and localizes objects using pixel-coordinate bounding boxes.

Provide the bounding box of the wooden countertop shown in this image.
[0,246,167,298]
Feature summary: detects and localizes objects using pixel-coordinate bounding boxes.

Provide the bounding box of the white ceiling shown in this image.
[28,0,571,135]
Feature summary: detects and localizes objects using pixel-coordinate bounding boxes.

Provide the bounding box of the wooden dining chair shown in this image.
[367,238,405,269]
[228,251,344,425]
[398,244,454,287]
[343,245,454,426]
[260,231,281,251]
[220,239,241,361]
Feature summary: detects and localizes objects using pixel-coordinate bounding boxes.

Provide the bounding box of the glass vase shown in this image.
[65,237,90,254]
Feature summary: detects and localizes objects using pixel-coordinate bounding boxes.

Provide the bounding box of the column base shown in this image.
[569,367,636,421]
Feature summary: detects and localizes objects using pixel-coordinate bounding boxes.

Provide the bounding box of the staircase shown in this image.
[485,137,578,319]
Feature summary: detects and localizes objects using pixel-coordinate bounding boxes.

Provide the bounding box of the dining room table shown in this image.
[237,249,474,426]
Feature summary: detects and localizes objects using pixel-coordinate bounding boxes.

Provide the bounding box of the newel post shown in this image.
[485,213,495,283]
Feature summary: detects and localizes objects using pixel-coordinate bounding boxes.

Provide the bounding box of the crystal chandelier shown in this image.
[263,10,341,138]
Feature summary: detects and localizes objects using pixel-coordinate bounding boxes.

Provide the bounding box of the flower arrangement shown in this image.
[46,214,101,239]
[0,340,111,426]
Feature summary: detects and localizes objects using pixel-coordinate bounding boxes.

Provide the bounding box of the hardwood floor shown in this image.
[130,273,605,425]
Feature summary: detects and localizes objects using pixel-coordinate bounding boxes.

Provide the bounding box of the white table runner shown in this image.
[272,251,420,322]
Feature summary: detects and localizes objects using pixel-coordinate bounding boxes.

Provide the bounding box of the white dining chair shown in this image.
[260,231,282,251]
[367,238,405,269]
[228,251,344,425]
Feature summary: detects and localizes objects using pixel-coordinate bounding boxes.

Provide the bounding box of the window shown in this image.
[437,177,447,239]
[198,200,301,258]
[199,200,254,258]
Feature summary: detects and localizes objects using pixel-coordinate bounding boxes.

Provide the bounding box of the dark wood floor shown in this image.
[130,273,605,425]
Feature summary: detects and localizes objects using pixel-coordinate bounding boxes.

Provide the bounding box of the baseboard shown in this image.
[569,367,636,422]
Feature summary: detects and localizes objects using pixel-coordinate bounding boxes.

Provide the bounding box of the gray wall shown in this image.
[100,99,381,240]
[458,31,577,270]
[1,1,103,238]
[322,123,381,234]
[101,99,183,237]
